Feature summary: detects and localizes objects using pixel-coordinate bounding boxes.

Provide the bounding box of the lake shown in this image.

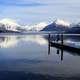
[0,33,80,80]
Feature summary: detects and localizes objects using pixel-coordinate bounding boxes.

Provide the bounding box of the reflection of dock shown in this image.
[48,34,80,61]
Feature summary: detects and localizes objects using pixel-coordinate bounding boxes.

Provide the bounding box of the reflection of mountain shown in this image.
[21,35,47,45]
[0,34,79,48]
[0,35,47,48]
[0,36,18,48]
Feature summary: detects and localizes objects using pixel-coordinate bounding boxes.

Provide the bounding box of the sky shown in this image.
[0,0,80,25]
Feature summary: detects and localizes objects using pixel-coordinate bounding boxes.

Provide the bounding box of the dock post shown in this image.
[48,33,51,55]
[56,34,60,42]
[56,34,60,55]
[61,34,64,61]
[57,49,60,55]
[61,48,63,61]
[61,34,64,45]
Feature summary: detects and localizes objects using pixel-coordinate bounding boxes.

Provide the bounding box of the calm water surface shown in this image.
[0,34,80,79]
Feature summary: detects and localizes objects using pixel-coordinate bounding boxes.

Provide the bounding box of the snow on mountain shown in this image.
[0,18,19,26]
[0,18,76,33]
[41,19,71,32]
[54,19,70,27]
[35,22,48,31]
[24,19,71,32]
[0,18,22,32]
[26,22,48,31]
[0,19,48,32]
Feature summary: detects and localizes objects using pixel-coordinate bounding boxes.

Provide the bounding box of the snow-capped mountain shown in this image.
[25,19,70,32]
[41,19,70,32]
[0,18,19,26]
[26,22,48,31]
[0,19,48,32]
[0,18,80,34]
[0,18,26,32]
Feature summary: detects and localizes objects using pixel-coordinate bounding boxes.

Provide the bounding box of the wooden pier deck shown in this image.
[50,41,80,54]
[48,34,80,55]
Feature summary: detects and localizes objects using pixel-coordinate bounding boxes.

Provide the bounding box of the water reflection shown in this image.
[0,35,47,48]
[0,36,18,48]
[22,35,47,45]
[0,34,80,60]
[48,34,64,61]
[0,34,80,78]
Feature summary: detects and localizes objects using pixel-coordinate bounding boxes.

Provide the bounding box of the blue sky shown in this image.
[0,0,80,25]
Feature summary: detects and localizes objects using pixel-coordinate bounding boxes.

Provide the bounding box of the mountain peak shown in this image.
[54,19,70,27]
[0,18,19,26]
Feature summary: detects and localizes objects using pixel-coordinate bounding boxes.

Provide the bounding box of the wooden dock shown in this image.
[47,34,80,61]
[48,33,80,55]
[50,42,80,54]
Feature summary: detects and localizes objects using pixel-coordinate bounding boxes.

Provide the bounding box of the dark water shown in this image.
[0,34,80,80]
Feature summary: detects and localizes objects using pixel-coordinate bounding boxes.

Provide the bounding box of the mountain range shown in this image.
[0,18,80,33]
